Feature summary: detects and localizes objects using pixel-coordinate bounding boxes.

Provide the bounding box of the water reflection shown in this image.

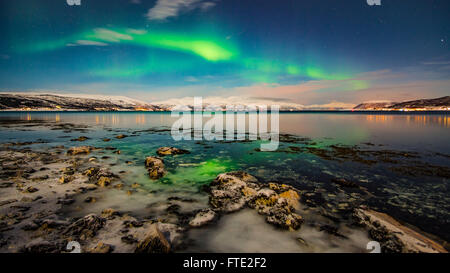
[5,111,450,151]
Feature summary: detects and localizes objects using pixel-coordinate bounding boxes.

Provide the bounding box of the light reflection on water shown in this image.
[4,111,449,151]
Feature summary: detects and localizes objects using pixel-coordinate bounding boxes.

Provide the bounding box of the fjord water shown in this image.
[0,111,449,251]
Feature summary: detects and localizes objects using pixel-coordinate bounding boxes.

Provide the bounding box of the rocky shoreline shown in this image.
[0,123,448,253]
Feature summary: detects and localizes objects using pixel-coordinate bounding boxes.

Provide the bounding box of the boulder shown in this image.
[63,214,105,241]
[97,176,111,187]
[145,156,166,179]
[208,171,304,230]
[156,147,190,156]
[67,146,92,155]
[189,209,218,228]
[209,171,259,213]
[135,224,171,253]
[354,208,447,253]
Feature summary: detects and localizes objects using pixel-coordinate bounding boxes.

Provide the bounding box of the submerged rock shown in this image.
[145,156,166,179]
[115,134,128,139]
[71,136,89,142]
[156,147,190,156]
[135,224,171,253]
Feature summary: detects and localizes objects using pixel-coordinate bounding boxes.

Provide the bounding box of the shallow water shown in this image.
[0,111,449,249]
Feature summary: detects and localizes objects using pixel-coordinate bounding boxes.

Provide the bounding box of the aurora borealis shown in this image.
[0,0,449,105]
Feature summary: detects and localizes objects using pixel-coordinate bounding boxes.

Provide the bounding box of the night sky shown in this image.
[0,0,449,105]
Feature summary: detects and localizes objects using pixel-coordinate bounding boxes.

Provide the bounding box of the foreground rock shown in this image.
[189,209,218,228]
[67,146,93,155]
[135,224,171,253]
[354,207,447,253]
[156,147,190,156]
[207,171,303,230]
[145,156,166,179]
[63,214,106,241]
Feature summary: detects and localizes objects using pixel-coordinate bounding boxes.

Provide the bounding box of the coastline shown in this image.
[0,117,448,253]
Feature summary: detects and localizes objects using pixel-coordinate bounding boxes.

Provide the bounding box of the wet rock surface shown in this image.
[354,207,447,253]
[207,171,303,230]
[145,156,166,179]
[156,147,190,156]
[134,224,171,253]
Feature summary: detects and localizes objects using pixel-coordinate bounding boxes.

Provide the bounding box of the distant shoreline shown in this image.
[0,110,449,114]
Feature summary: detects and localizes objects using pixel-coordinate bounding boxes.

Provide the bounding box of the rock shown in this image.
[63,214,105,241]
[208,171,304,230]
[20,197,34,202]
[156,223,184,248]
[57,198,75,205]
[24,186,39,193]
[209,171,259,213]
[71,136,89,142]
[124,220,144,228]
[145,156,166,179]
[84,184,98,191]
[59,175,73,184]
[189,209,218,228]
[156,147,190,156]
[62,167,75,175]
[115,134,128,139]
[135,224,171,253]
[278,189,300,207]
[266,210,303,230]
[88,242,113,253]
[97,176,111,187]
[332,178,359,188]
[0,182,13,188]
[21,238,62,253]
[84,196,96,203]
[83,167,99,177]
[67,146,92,155]
[121,235,138,244]
[354,208,447,253]
[319,225,347,238]
[0,199,17,207]
[101,208,120,219]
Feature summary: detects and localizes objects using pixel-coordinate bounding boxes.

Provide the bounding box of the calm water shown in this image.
[0,111,449,249]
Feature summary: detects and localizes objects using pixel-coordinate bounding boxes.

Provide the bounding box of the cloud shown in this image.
[146,0,216,21]
[67,40,108,47]
[92,28,133,42]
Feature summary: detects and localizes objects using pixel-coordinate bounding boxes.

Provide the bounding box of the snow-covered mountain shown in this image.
[151,96,307,111]
[353,96,450,110]
[0,93,159,111]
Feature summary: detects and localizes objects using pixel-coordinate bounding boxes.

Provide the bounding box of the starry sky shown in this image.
[0,0,449,105]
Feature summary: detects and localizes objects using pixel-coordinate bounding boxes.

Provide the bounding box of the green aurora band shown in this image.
[18,27,365,86]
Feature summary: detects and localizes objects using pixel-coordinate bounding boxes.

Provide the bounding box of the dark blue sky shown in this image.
[0,0,449,105]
